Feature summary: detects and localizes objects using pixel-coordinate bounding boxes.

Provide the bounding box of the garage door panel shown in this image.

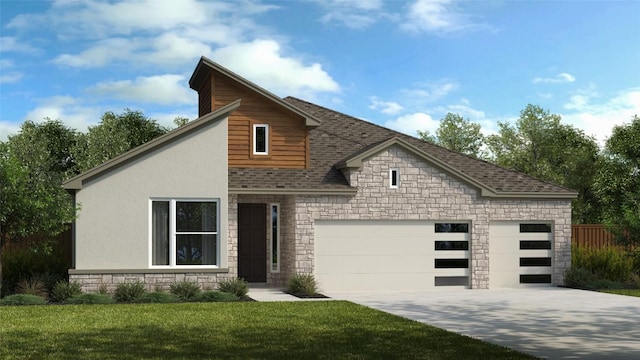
[317,237,431,256]
[316,254,432,274]
[316,273,436,292]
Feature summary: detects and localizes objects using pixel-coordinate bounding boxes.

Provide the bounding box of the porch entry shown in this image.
[238,203,267,282]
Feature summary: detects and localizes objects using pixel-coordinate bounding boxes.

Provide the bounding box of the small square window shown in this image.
[390,169,399,188]
[253,124,268,155]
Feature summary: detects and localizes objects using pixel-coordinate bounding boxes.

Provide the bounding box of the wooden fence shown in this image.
[571,224,621,249]
[1,226,72,264]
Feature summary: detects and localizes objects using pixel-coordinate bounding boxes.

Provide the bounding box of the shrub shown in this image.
[564,267,596,289]
[51,280,83,302]
[572,246,634,282]
[66,293,114,305]
[287,274,318,296]
[589,279,622,290]
[217,278,249,298]
[15,277,49,298]
[0,294,47,306]
[137,291,180,303]
[98,283,109,295]
[194,290,239,302]
[114,281,146,302]
[169,280,201,301]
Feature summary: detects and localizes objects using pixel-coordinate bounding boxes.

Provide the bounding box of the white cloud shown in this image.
[318,0,386,29]
[400,80,458,103]
[53,38,140,68]
[533,72,576,84]
[0,36,38,53]
[561,87,640,145]
[0,121,21,141]
[211,39,340,97]
[150,109,198,129]
[89,75,196,105]
[24,96,102,132]
[401,0,485,35]
[0,72,24,84]
[384,112,439,136]
[369,97,404,115]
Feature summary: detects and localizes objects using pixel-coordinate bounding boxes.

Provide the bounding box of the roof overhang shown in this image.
[63,100,242,191]
[335,137,578,200]
[189,56,322,127]
[229,187,358,196]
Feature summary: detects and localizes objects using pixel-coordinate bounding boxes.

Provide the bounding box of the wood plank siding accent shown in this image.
[207,74,310,169]
[198,75,212,117]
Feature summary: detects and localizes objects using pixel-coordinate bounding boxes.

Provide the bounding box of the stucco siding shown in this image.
[293,146,572,289]
[74,118,229,271]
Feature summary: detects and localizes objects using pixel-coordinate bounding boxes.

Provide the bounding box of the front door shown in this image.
[238,203,267,282]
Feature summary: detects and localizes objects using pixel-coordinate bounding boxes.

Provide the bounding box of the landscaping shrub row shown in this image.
[0,278,249,306]
[565,245,640,290]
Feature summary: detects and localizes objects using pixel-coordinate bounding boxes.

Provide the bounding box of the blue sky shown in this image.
[1,0,638,145]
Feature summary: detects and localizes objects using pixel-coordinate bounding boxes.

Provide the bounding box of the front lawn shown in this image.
[600,289,640,298]
[0,301,533,359]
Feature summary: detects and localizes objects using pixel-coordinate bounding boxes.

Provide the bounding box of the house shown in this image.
[63,57,576,293]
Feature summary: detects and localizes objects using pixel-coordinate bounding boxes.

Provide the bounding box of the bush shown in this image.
[169,280,201,301]
[589,279,622,290]
[66,293,114,305]
[564,267,596,289]
[114,281,146,302]
[194,290,239,302]
[15,277,49,298]
[0,294,47,306]
[572,246,634,282]
[287,274,318,296]
[51,280,83,302]
[217,278,249,298]
[137,291,180,303]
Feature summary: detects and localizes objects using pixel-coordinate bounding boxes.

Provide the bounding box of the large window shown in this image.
[151,199,218,267]
[253,124,268,155]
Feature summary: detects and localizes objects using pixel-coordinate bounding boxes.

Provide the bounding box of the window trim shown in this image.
[389,168,399,188]
[271,203,280,273]
[149,198,220,269]
[253,124,269,155]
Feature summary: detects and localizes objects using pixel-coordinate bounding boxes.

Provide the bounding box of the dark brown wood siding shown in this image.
[198,75,212,117]
[213,75,309,169]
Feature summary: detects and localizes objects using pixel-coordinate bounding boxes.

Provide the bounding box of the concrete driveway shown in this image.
[328,287,640,359]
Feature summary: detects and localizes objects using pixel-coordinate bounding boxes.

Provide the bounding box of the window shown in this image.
[520,274,552,284]
[434,259,469,268]
[271,203,280,272]
[435,276,469,286]
[253,124,268,155]
[520,241,551,250]
[520,223,552,233]
[435,223,469,233]
[435,241,469,251]
[389,169,399,188]
[520,257,552,267]
[151,199,218,267]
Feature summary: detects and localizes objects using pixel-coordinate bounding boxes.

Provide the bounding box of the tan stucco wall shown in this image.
[293,146,572,289]
[74,118,229,271]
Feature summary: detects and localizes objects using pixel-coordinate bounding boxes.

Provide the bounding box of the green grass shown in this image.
[600,289,640,297]
[0,301,533,359]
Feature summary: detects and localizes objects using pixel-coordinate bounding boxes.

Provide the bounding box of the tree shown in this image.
[173,116,189,127]
[594,115,640,246]
[74,109,169,171]
[0,120,78,296]
[418,113,485,158]
[486,104,601,223]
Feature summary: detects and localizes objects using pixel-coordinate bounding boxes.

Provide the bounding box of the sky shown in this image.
[1,0,639,145]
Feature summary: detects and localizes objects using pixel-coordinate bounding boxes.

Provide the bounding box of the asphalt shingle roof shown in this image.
[228,97,576,197]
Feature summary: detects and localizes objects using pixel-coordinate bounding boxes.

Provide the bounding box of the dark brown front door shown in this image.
[238,203,267,282]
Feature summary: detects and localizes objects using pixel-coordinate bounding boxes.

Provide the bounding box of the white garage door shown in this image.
[490,222,554,288]
[314,220,470,292]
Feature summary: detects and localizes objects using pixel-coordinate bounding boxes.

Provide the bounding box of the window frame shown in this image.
[271,203,280,273]
[253,124,269,155]
[149,198,220,268]
[389,168,399,188]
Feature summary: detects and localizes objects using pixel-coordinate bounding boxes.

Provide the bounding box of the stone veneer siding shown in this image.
[292,146,572,289]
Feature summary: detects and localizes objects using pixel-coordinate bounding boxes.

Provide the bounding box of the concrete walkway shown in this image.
[247,287,334,302]
[328,287,640,359]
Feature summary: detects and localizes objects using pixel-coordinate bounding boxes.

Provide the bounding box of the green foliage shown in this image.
[74,109,169,171]
[418,113,485,158]
[594,115,640,246]
[0,294,47,306]
[194,290,239,302]
[169,280,201,301]
[113,281,146,302]
[51,280,83,303]
[136,291,180,303]
[66,293,114,304]
[217,278,249,298]
[15,277,48,298]
[572,246,634,282]
[563,267,596,288]
[287,274,319,296]
[1,242,68,295]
